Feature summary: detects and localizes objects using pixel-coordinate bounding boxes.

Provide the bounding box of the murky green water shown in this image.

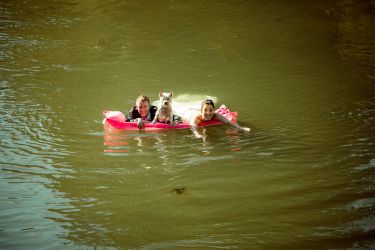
[1,0,375,249]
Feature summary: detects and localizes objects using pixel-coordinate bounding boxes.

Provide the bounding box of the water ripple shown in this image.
[0,85,71,179]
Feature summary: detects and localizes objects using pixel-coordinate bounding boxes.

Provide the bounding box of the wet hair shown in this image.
[136,95,150,105]
[201,99,215,110]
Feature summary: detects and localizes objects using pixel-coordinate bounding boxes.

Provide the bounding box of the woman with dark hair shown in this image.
[188,99,250,138]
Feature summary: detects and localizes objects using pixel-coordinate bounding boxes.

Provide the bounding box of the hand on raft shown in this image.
[241,127,251,132]
[135,118,145,129]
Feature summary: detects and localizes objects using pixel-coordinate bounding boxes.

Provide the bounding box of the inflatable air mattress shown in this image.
[103,104,237,131]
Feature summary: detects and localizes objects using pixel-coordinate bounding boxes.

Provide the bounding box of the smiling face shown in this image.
[201,103,215,121]
[136,100,149,118]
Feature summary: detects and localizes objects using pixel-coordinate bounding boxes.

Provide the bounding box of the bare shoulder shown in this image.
[190,113,203,126]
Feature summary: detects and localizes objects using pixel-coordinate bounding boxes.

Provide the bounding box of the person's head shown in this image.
[135,95,150,117]
[201,99,215,121]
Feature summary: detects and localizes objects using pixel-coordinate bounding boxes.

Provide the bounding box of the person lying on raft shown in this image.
[189,99,251,138]
[126,95,157,129]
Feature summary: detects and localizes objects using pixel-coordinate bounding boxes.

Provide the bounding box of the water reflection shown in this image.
[47,124,256,247]
[103,124,254,168]
[103,128,171,155]
[103,129,130,154]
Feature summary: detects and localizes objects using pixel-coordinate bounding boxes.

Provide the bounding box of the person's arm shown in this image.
[126,107,145,129]
[125,113,133,122]
[189,115,205,138]
[125,107,135,122]
[135,118,145,129]
[214,113,251,132]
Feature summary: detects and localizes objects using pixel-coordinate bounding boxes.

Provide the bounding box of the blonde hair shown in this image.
[136,95,150,105]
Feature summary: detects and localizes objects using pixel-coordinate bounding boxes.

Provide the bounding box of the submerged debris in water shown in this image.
[171,187,186,194]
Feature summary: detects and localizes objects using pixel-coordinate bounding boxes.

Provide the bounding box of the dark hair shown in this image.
[201,99,215,110]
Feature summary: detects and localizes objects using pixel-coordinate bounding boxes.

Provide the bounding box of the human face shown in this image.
[201,104,214,121]
[136,101,149,117]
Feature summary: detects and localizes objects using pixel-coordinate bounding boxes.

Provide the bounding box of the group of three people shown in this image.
[126,95,251,138]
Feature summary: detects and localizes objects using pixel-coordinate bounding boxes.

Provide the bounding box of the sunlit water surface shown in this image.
[1,0,375,249]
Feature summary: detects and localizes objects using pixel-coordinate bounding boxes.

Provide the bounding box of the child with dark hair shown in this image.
[188,99,250,138]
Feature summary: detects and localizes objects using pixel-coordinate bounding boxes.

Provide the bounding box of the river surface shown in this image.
[1,0,375,249]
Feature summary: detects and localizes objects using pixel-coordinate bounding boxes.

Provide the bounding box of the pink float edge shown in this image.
[103,104,237,131]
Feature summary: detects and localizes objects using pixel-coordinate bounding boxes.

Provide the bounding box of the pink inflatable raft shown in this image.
[103,104,237,131]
